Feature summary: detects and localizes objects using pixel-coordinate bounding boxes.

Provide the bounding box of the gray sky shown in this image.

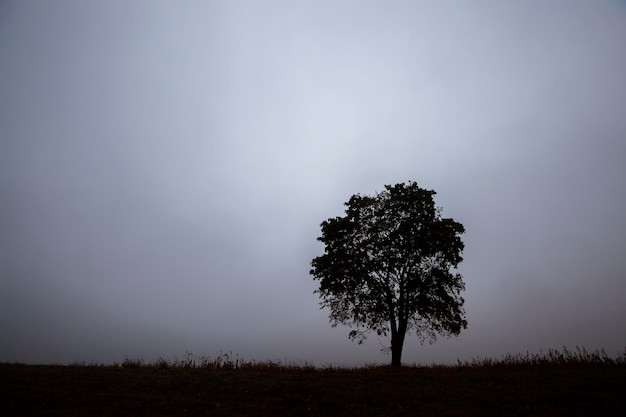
[1,0,625,366]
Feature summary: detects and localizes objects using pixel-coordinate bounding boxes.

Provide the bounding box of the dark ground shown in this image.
[1,362,625,416]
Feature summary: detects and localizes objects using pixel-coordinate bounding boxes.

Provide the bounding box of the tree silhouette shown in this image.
[310,181,467,366]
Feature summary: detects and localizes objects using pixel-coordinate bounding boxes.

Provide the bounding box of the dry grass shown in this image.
[1,347,625,416]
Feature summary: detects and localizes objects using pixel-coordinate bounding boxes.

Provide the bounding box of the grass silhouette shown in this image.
[1,347,625,416]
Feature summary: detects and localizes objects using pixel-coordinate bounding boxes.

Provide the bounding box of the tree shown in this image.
[310,181,467,367]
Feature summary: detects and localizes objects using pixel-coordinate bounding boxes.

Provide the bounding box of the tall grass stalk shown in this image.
[102,346,626,371]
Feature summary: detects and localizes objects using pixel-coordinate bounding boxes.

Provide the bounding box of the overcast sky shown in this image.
[1,0,625,366]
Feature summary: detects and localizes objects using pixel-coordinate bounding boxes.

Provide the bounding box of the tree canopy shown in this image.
[310,181,467,366]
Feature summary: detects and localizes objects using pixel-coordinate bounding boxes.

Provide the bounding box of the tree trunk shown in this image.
[390,330,405,367]
[390,318,409,367]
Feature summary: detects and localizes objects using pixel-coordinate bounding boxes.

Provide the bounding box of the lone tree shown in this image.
[310,181,467,366]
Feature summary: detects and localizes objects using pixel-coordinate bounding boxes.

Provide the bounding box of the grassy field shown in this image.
[1,348,625,416]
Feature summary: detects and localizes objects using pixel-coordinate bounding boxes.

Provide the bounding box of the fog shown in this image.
[1,0,625,366]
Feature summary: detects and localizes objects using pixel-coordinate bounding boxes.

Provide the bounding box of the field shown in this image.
[1,348,625,416]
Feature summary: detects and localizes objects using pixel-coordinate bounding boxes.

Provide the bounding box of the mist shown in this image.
[1,0,625,365]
